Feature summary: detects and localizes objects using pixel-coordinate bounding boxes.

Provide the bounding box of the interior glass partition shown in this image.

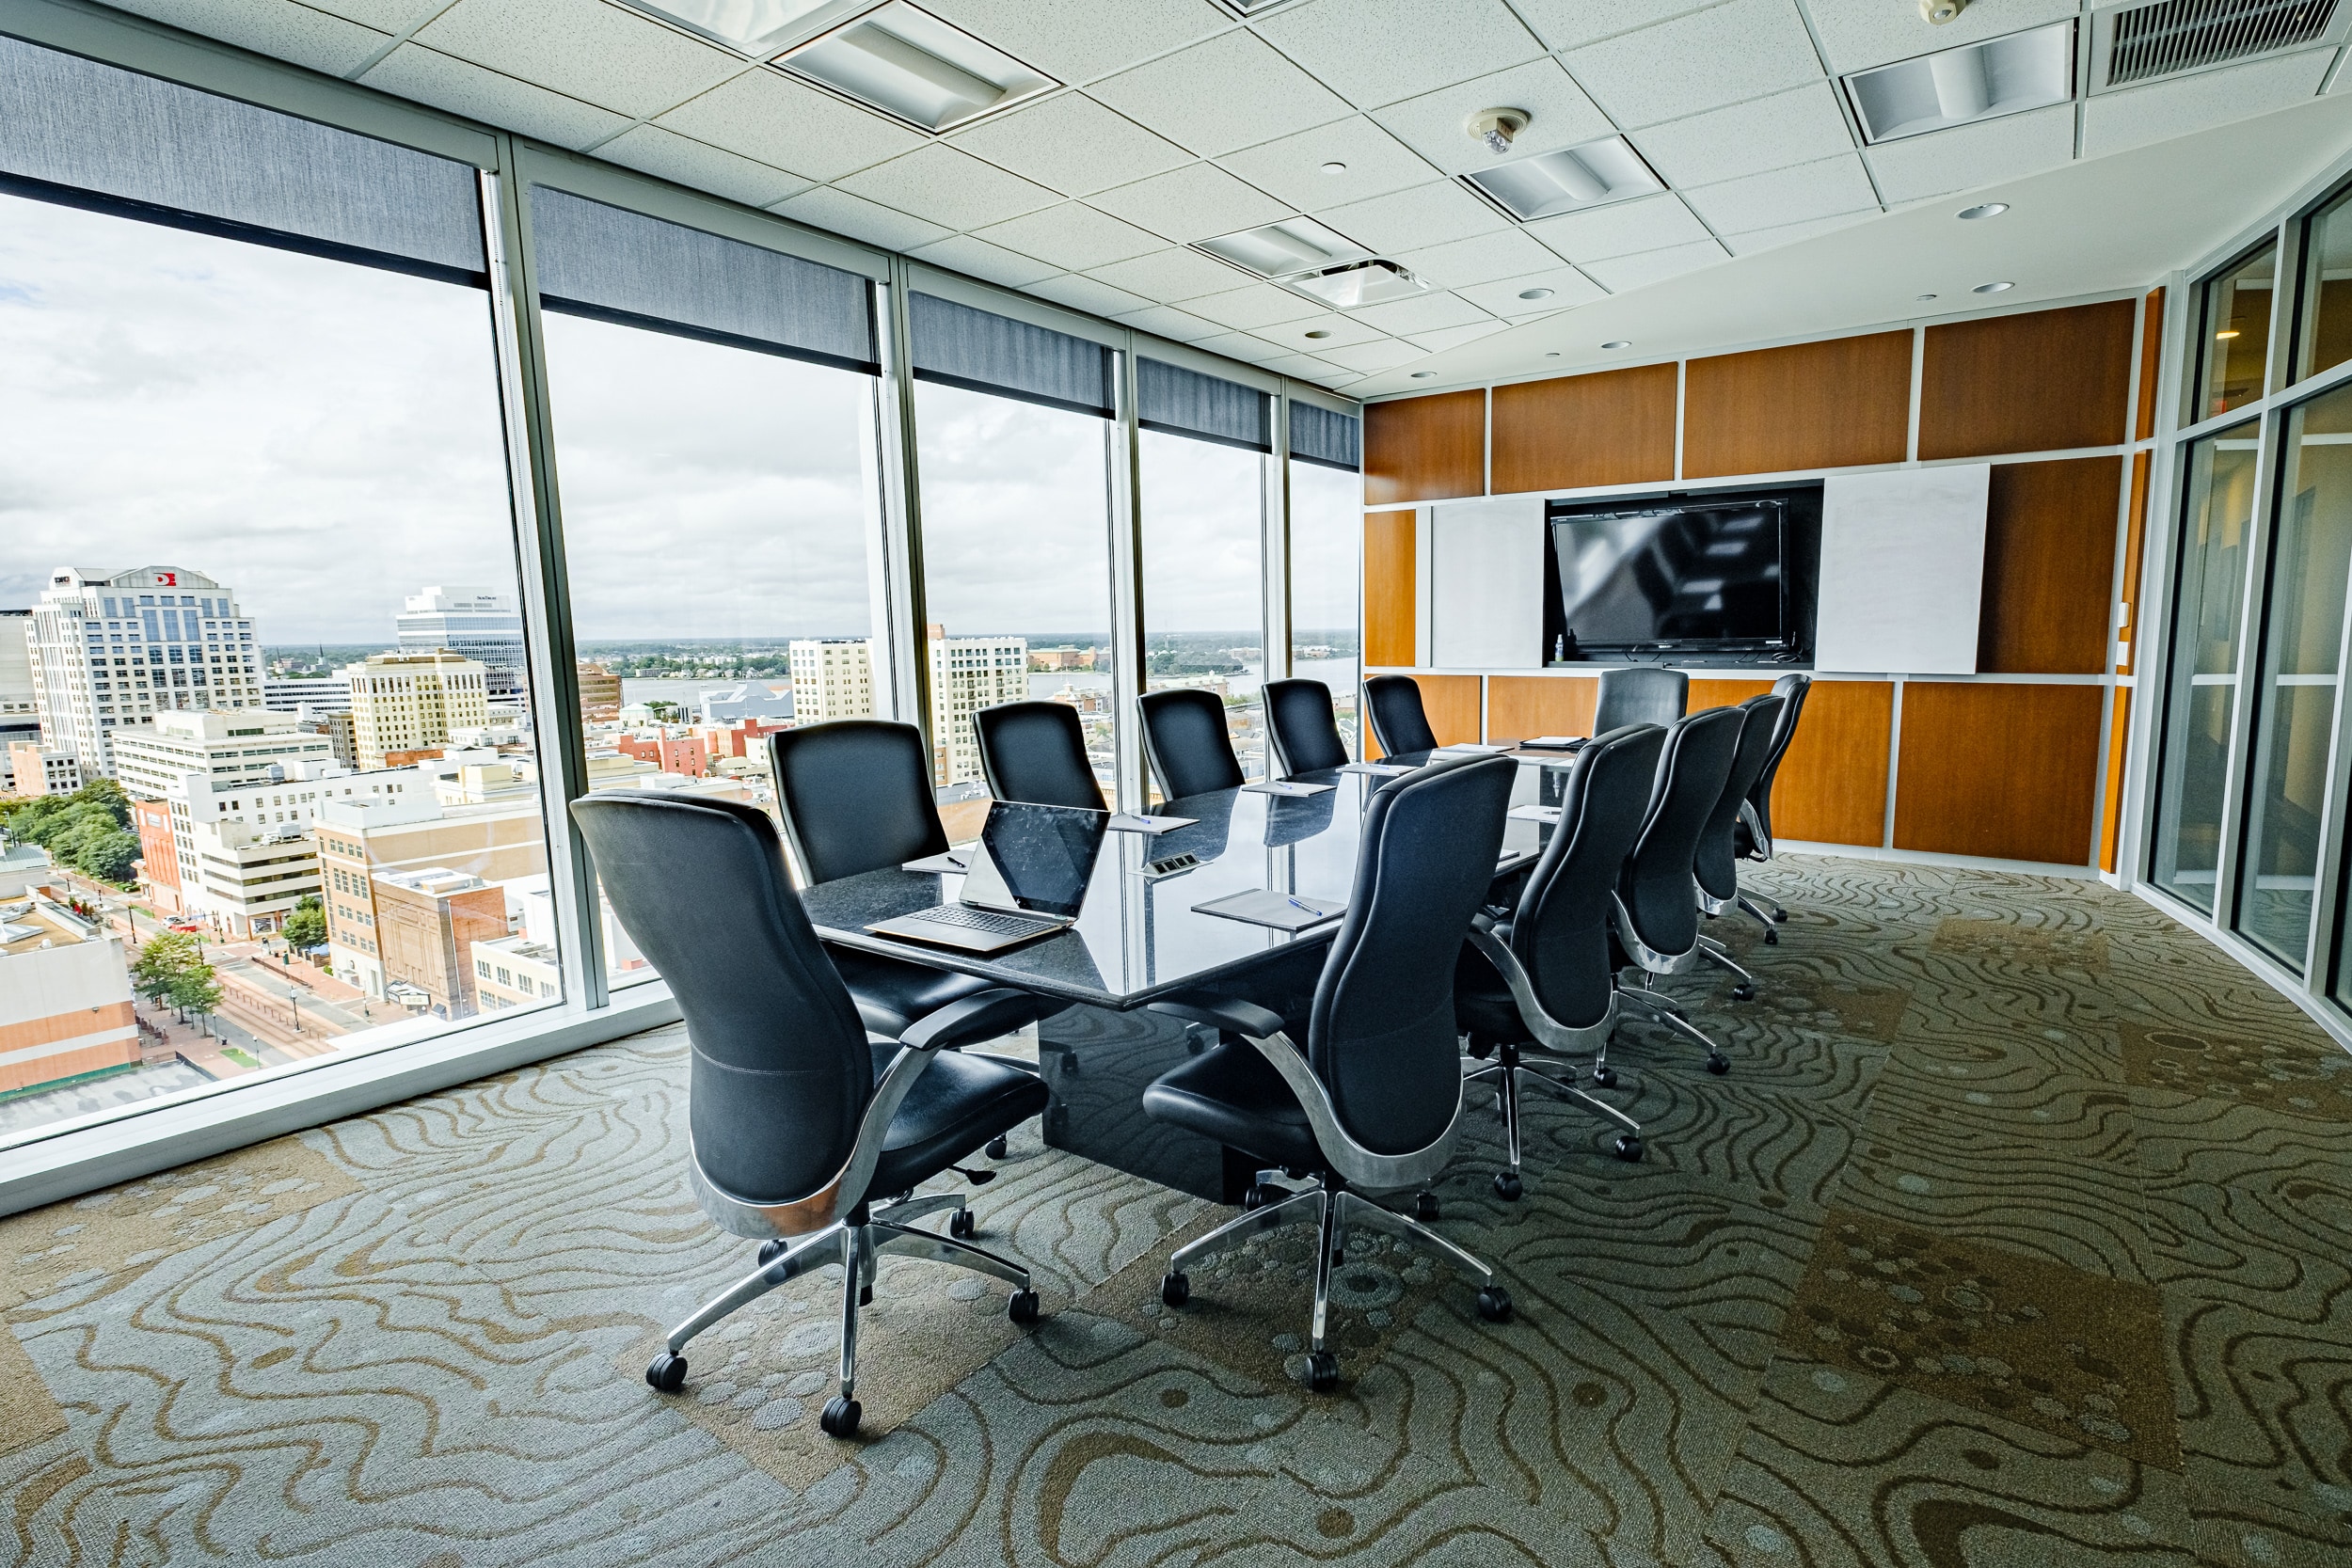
[2195,242,2278,420]
[2296,182,2352,386]
[1288,404,1366,759]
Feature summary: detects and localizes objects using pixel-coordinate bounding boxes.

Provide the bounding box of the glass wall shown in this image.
[2296,186,2352,386]
[1289,448,1365,760]
[2195,242,2278,420]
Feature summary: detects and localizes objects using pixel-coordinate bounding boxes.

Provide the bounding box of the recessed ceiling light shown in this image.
[622,0,864,55]
[1843,23,2074,144]
[1973,280,2013,293]
[1194,216,1372,280]
[1304,329,1332,339]
[778,2,1054,132]
[1917,293,1938,300]
[2216,329,2241,340]
[1601,340,1631,349]
[1518,287,1554,301]
[1319,161,1347,174]
[1545,351,1562,357]
[1957,202,2009,220]
[1283,259,1428,309]
[1410,372,1436,379]
[1460,135,1664,223]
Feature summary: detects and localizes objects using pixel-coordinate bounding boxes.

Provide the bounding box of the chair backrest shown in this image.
[1309,754,1517,1157]
[1263,678,1350,777]
[1617,705,1744,957]
[571,792,869,1207]
[1748,673,1812,841]
[1138,687,1246,800]
[1595,667,1689,733]
[976,701,1104,810]
[1364,674,1438,755]
[1507,723,1667,1030]
[1694,695,1786,899]
[768,720,948,884]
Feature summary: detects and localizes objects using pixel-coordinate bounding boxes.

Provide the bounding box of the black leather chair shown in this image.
[1137,687,1246,800]
[571,791,1052,1439]
[1610,706,1743,1074]
[1735,673,1811,934]
[975,700,1104,811]
[1455,724,1664,1192]
[1594,667,1689,733]
[1138,755,1519,1391]
[1263,678,1350,777]
[1691,695,1786,999]
[1364,673,1438,756]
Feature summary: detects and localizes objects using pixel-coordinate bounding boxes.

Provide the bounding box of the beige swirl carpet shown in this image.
[5,855,2350,1567]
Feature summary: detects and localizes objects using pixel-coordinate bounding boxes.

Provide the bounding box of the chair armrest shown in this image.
[1145,991,1289,1040]
[898,987,1044,1052]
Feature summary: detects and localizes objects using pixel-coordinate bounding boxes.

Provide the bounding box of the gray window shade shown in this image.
[1290,403,1361,471]
[531,187,877,372]
[910,293,1113,417]
[1138,357,1269,452]
[0,35,484,281]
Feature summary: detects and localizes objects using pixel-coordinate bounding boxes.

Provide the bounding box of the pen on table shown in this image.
[1286,896,1322,916]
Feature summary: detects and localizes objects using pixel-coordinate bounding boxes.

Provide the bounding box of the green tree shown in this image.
[169,963,224,1029]
[282,895,326,952]
[130,931,209,1016]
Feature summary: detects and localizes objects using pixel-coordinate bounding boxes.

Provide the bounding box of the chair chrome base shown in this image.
[1465,1041,1643,1185]
[1158,1176,1510,1390]
[1617,976,1730,1074]
[1739,893,1784,941]
[644,1189,1039,1438]
[1697,933,1759,1000]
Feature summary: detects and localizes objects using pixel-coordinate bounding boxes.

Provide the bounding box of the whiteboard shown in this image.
[1814,467,1990,674]
[1429,496,1545,669]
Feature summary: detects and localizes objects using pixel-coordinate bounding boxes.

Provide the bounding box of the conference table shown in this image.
[800,748,1581,1202]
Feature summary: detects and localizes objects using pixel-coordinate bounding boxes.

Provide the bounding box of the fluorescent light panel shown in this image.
[622,0,868,56]
[1194,216,1372,279]
[781,3,1054,131]
[1460,136,1662,223]
[1845,22,2074,144]
[1284,260,1427,309]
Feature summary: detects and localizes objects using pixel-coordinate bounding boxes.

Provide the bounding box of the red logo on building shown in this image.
[155,573,178,586]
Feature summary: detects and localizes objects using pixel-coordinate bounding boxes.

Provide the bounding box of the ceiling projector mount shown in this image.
[1466,107,1530,155]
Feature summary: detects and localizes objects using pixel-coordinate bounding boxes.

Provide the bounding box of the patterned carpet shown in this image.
[5,855,2350,1567]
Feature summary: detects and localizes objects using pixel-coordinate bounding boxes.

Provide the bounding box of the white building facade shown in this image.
[926,628,1026,787]
[342,650,491,768]
[25,566,262,777]
[787,638,875,723]
[394,586,527,701]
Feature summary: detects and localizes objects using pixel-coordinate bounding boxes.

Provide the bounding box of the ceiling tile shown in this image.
[835,145,1061,231]
[1185,282,1331,329]
[1192,329,1291,363]
[1317,338,1426,372]
[1089,162,1294,243]
[414,0,741,120]
[360,44,631,150]
[771,186,951,251]
[1631,83,1858,189]
[1027,273,1155,316]
[1509,0,1719,53]
[972,202,1167,269]
[1863,103,2075,206]
[1581,237,1727,292]
[908,234,1064,287]
[918,0,1231,85]
[594,125,814,208]
[1682,152,1879,232]
[2081,51,2333,160]
[1561,0,1825,131]
[1088,246,1252,302]
[1454,266,1607,316]
[1217,117,1438,211]
[1114,304,1226,341]
[1388,228,1563,288]
[304,0,446,26]
[1254,0,1545,110]
[1090,30,1355,157]
[1718,208,1873,255]
[1406,318,1512,353]
[947,93,1194,198]
[1800,0,2081,74]
[1526,193,1709,262]
[1259,351,1351,383]
[657,70,926,184]
[105,0,389,76]
[1368,58,1614,176]
[1255,310,1390,350]
[1317,180,1506,253]
[1347,291,1495,335]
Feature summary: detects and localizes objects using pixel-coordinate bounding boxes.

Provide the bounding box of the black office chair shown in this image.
[1137,687,1246,800]
[1138,755,1519,1392]
[1594,667,1689,732]
[975,701,1104,811]
[1263,678,1350,777]
[1364,673,1438,756]
[1691,695,1786,1001]
[1735,673,1811,934]
[571,791,1052,1440]
[1610,706,1743,1075]
[1455,724,1664,1192]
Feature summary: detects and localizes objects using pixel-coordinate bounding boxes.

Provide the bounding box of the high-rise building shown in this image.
[925,626,1026,787]
[110,709,338,804]
[342,651,490,769]
[262,675,352,715]
[395,587,527,700]
[789,639,876,722]
[24,566,262,777]
[0,610,38,754]
[0,889,136,1098]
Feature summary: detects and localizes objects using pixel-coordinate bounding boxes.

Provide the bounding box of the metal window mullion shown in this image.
[2267,215,2306,402]
[2213,404,2283,927]
[878,260,927,734]
[1109,339,1146,812]
[1265,390,1293,689]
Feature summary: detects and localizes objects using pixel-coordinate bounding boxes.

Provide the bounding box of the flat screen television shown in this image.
[1546,484,1817,657]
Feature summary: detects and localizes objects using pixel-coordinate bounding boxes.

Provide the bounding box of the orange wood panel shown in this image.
[1688,677,1772,713]
[1364,673,1481,757]
[2135,287,2166,442]
[1977,456,2123,674]
[1768,679,1892,847]
[1486,675,1597,741]
[1364,510,1417,668]
[1682,332,1913,478]
[2119,451,2151,674]
[2100,687,2131,874]
[1918,300,2137,460]
[1893,682,2104,864]
[1364,390,1486,504]
[1491,364,1677,494]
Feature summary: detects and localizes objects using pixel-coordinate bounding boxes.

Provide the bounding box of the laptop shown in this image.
[867,800,1108,953]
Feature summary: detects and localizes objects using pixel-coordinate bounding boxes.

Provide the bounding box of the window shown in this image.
[2196,243,2278,420]
[1288,404,1364,760]
[2296,183,2352,386]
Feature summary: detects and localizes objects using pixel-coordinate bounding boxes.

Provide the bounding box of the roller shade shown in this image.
[1137,357,1269,452]
[531,186,877,372]
[0,34,484,282]
[909,293,1113,417]
[1289,402,1361,471]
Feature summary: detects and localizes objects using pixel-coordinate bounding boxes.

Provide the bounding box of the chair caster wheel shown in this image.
[1590,1065,1618,1088]
[1160,1271,1190,1308]
[949,1208,977,1240]
[1707,1053,1729,1075]
[757,1239,787,1265]
[644,1353,688,1392]
[1772,909,1788,924]
[1732,983,1756,1002]
[859,1284,874,1306]
[819,1396,861,1438]
[1763,929,1780,945]
[1493,1171,1522,1201]
[1243,1182,1270,1211]
[1008,1289,1041,1324]
[1305,1350,1340,1392]
[1476,1286,1514,1323]
[1613,1134,1643,1163]
[985,1136,1009,1161]
[1414,1191,1440,1222]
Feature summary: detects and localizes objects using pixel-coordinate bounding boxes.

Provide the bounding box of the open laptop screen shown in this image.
[964,801,1108,919]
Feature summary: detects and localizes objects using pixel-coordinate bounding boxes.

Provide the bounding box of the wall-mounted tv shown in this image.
[1545,483,1820,658]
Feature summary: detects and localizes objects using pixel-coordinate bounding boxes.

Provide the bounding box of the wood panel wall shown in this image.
[1365,388,1484,505]
[2101,688,2131,874]
[1491,363,1677,494]
[1919,300,2137,459]
[1364,510,1417,668]
[1770,680,1894,847]
[2120,451,2151,674]
[1363,673,1481,758]
[2136,287,2166,442]
[1977,457,2122,674]
[1682,332,1913,477]
[1894,683,2105,863]
[1487,674,1596,742]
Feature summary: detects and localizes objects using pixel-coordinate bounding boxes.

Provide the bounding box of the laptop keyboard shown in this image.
[919,904,1059,935]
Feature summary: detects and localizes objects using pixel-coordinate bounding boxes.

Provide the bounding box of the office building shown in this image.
[575,661,623,721]
[926,626,1025,787]
[0,609,37,754]
[342,650,491,769]
[470,931,561,1013]
[24,564,261,776]
[174,815,322,938]
[697,679,797,723]
[129,797,179,913]
[395,586,528,700]
[315,791,546,1006]
[369,866,506,1020]
[0,890,136,1097]
[109,708,338,805]
[262,675,351,715]
[787,639,873,722]
[5,740,81,798]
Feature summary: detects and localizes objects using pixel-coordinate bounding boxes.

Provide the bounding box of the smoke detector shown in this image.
[1921,0,1969,22]
[1465,107,1530,156]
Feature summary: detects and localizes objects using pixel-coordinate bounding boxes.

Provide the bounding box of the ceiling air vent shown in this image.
[2090,0,2348,91]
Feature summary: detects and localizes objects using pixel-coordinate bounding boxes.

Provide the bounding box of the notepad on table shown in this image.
[900,850,970,874]
[1338,761,1415,777]
[1107,813,1197,833]
[1516,736,1583,750]
[1436,743,1509,754]
[1191,888,1346,931]
[1243,780,1335,797]
[1508,804,1563,825]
